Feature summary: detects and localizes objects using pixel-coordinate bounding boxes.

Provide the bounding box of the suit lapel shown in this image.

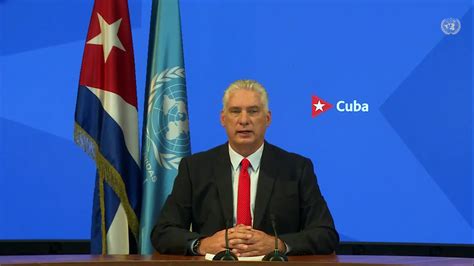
[213,144,234,223]
[253,142,276,229]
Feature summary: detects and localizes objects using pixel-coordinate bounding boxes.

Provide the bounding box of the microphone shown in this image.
[213,220,238,261]
[262,214,288,261]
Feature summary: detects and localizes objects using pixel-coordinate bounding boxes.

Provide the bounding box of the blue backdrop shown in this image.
[0,0,472,244]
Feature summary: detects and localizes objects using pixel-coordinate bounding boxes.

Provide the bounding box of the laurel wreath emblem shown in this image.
[146,66,187,171]
[148,67,185,114]
[145,128,184,170]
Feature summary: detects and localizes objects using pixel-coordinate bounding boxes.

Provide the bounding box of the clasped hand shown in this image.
[198,224,285,257]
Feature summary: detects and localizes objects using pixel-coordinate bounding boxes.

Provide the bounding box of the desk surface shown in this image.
[0,254,472,266]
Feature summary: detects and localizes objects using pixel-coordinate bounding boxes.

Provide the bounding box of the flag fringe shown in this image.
[98,175,107,254]
[74,123,140,251]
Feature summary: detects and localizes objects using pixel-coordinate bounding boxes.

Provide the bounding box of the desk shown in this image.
[0,254,472,266]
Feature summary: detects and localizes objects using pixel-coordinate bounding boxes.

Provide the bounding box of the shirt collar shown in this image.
[228,143,264,171]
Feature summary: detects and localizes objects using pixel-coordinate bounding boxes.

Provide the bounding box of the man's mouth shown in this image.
[237,130,252,136]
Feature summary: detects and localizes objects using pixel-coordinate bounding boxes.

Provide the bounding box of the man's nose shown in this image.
[238,111,250,125]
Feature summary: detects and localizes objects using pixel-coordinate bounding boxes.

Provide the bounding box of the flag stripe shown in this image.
[91,174,128,254]
[104,181,121,228]
[90,175,103,254]
[75,119,141,244]
[76,86,141,204]
[106,203,129,254]
[86,86,140,164]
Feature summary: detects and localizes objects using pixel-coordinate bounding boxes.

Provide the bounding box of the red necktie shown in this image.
[237,158,252,226]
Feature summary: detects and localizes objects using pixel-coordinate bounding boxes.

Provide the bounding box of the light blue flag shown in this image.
[139,0,191,255]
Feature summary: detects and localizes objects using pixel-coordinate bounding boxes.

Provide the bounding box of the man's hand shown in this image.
[229,225,285,257]
[197,225,256,255]
[197,229,227,255]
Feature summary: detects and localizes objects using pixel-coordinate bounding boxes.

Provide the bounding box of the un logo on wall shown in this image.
[441,18,461,35]
[146,67,191,174]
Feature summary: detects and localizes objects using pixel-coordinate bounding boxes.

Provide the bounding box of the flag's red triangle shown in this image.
[312,95,333,118]
[79,0,137,108]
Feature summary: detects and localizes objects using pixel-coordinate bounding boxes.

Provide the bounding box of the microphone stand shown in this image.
[213,220,238,261]
[262,214,288,261]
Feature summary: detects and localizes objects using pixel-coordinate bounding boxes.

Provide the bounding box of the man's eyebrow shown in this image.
[227,105,260,110]
[228,106,241,111]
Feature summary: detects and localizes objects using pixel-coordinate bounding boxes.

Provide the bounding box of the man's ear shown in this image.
[220,111,225,126]
[266,110,272,126]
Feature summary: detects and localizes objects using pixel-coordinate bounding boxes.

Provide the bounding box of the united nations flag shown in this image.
[139,0,191,255]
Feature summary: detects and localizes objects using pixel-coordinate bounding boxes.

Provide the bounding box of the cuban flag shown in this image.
[73,0,141,254]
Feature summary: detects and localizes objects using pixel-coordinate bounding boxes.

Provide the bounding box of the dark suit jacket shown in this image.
[151,142,339,255]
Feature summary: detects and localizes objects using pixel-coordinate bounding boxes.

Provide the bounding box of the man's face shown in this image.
[221,89,271,154]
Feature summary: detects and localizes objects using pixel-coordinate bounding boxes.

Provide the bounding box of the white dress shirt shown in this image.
[228,143,264,226]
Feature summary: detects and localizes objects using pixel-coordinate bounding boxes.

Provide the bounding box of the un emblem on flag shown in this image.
[441,18,461,35]
[146,67,191,173]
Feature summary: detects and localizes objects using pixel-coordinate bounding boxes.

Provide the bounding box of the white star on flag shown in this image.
[87,13,126,62]
[314,100,325,111]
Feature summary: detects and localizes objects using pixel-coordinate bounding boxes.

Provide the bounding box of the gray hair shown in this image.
[222,80,269,112]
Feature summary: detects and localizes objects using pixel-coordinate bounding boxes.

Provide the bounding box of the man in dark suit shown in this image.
[152,80,338,256]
